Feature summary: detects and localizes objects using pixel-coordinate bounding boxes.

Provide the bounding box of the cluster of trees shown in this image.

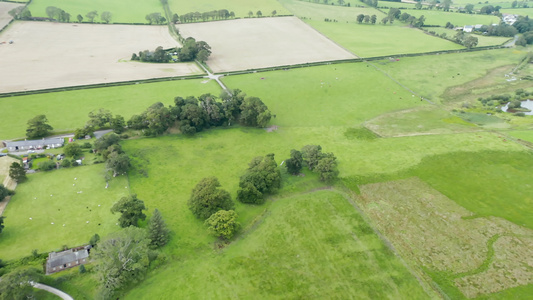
[478,5,500,15]
[517,31,533,46]
[478,89,533,109]
[95,194,169,298]
[177,9,235,23]
[132,38,211,63]
[360,0,378,7]
[382,8,425,27]
[8,7,31,20]
[356,14,378,24]
[511,0,529,8]
[145,12,165,24]
[127,90,272,136]
[513,16,533,46]
[237,154,281,204]
[74,108,125,139]
[288,145,339,182]
[45,6,70,22]
[454,31,478,48]
[94,133,131,177]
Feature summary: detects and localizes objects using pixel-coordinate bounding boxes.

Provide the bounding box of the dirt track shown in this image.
[0,22,203,93]
[177,17,357,73]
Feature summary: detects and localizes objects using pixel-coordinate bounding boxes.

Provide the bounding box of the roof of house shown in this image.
[5,138,64,148]
[47,248,89,268]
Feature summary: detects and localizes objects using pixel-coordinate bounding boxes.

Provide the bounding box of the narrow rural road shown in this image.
[504,35,519,47]
[31,282,74,300]
[196,61,232,95]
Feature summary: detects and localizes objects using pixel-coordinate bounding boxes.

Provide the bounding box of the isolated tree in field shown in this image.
[465,4,474,13]
[77,14,83,22]
[64,143,83,158]
[463,35,478,49]
[357,14,364,24]
[381,17,389,25]
[148,208,169,248]
[101,11,112,23]
[441,0,452,11]
[9,162,26,183]
[111,194,146,227]
[0,184,8,202]
[188,177,234,219]
[314,152,339,182]
[248,11,253,17]
[26,115,53,138]
[89,233,100,248]
[0,267,42,299]
[237,154,281,204]
[93,227,150,298]
[301,144,323,170]
[257,10,262,17]
[239,97,272,128]
[272,10,277,16]
[106,152,130,176]
[285,149,303,175]
[205,210,240,240]
[371,14,377,24]
[86,10,98,23]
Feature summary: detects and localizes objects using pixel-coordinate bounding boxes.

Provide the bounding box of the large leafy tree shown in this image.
[314,153,339,182]
[64,143,83,158]
[301,145,323,170]
[188,177,234,219]
[0,267,42,300]
[106,152,130,177]
[26,115,53,139]
[9,162,26,183]
[0,184,9,201]
[239,97,272,128]
[237,154,281,204]
[93,227,150,298]
[205,210,240,240]
[111,194,146,227]
[147,208,170,249]
[285,149,303,175]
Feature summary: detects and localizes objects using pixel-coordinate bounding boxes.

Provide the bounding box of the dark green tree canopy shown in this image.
[111,194,147,227]
[237,154,281,204]
[285,149,303,175]
[64,143,83,158]
[205,210,240,240]
[239,97,272,128]
[0,267,42,300]
[9,162,26,183]
[188,177,234,219]
[26,115,53,139]
[148,208,170,249]
[301,145,323,170]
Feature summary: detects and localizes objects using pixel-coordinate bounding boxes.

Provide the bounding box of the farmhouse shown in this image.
[463,25,474,33]
[4,137,64,152]
[45,245,91,275]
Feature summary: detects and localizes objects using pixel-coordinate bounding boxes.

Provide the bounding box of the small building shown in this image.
[4,138,64,152]
[45,245,91,275]
[463,25,474,33]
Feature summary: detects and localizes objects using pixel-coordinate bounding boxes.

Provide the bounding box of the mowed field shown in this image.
[0,1,22,30]
[0,79,220,140]
[403,9,501,26]
[177,17,356,73]
[0,22,202,93]
[500,7,533,16]
[429,27,511,47]
[168,0,289,19]
[280,0,386,22]
[305,20,463,57]
[28,0,163,24]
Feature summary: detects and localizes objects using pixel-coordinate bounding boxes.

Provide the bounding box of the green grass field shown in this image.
[304,20,463,57]
[168,0,290,19]
[0,164,130,260]
[507,129,533,142]
[280,0,386,22]
[27,0,163,23]
[402,9,500,26]
[376,48,528,102]
[500,7,533,16]
[123,190,433,299]
[0,79,218,140]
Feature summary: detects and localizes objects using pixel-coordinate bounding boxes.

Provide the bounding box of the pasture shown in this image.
[28,0,163,24]
[402,9,501,26]
[304,20,463,57]
[500,7,533,16]
[428,27,511,47]
[168,0,289,19]
[177,17,356,73]
[0,79,219,140]
[124,190,434,299]
[279,0,386,22]
[0,164,130,260]
[358,177,533,299]
[0,1,22,30]
[0,22,202,94]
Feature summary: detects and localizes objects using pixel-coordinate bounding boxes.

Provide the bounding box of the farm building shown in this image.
[45,245,91,275]
[463,25,474,33]
[3,137,64,152]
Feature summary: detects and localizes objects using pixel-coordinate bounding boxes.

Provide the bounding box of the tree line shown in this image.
[382,8,425,27]
[131,38,211,63]
[177,9,236,23]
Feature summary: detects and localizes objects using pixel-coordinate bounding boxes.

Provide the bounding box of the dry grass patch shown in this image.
[0,22,203,93]
[358,177,533,297]
[177,17,356,73]
[0,156,18,190]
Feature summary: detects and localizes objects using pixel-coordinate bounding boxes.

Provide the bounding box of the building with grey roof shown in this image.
[46,245,90,275]
[4,137,64,152]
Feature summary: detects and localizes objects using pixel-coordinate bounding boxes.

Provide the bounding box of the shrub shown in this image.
[38,160,56,171]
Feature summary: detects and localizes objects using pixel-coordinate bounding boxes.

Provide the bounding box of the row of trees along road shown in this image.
[188,146,339,240]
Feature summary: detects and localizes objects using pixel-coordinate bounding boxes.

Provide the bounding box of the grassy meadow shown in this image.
[168,0,289,19]
[304,20,463,57]
[500,7,533,16]
[0,164,130,260]
[279,0,386,22]
[0,79,218,140]
[404,9,500,26]
[27,0,163,23]
[428,27,511,47]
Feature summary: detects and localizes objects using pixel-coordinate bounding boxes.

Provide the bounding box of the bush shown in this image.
[79,264,86,274]
[38,160,56,171]
[82,142,92,149]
